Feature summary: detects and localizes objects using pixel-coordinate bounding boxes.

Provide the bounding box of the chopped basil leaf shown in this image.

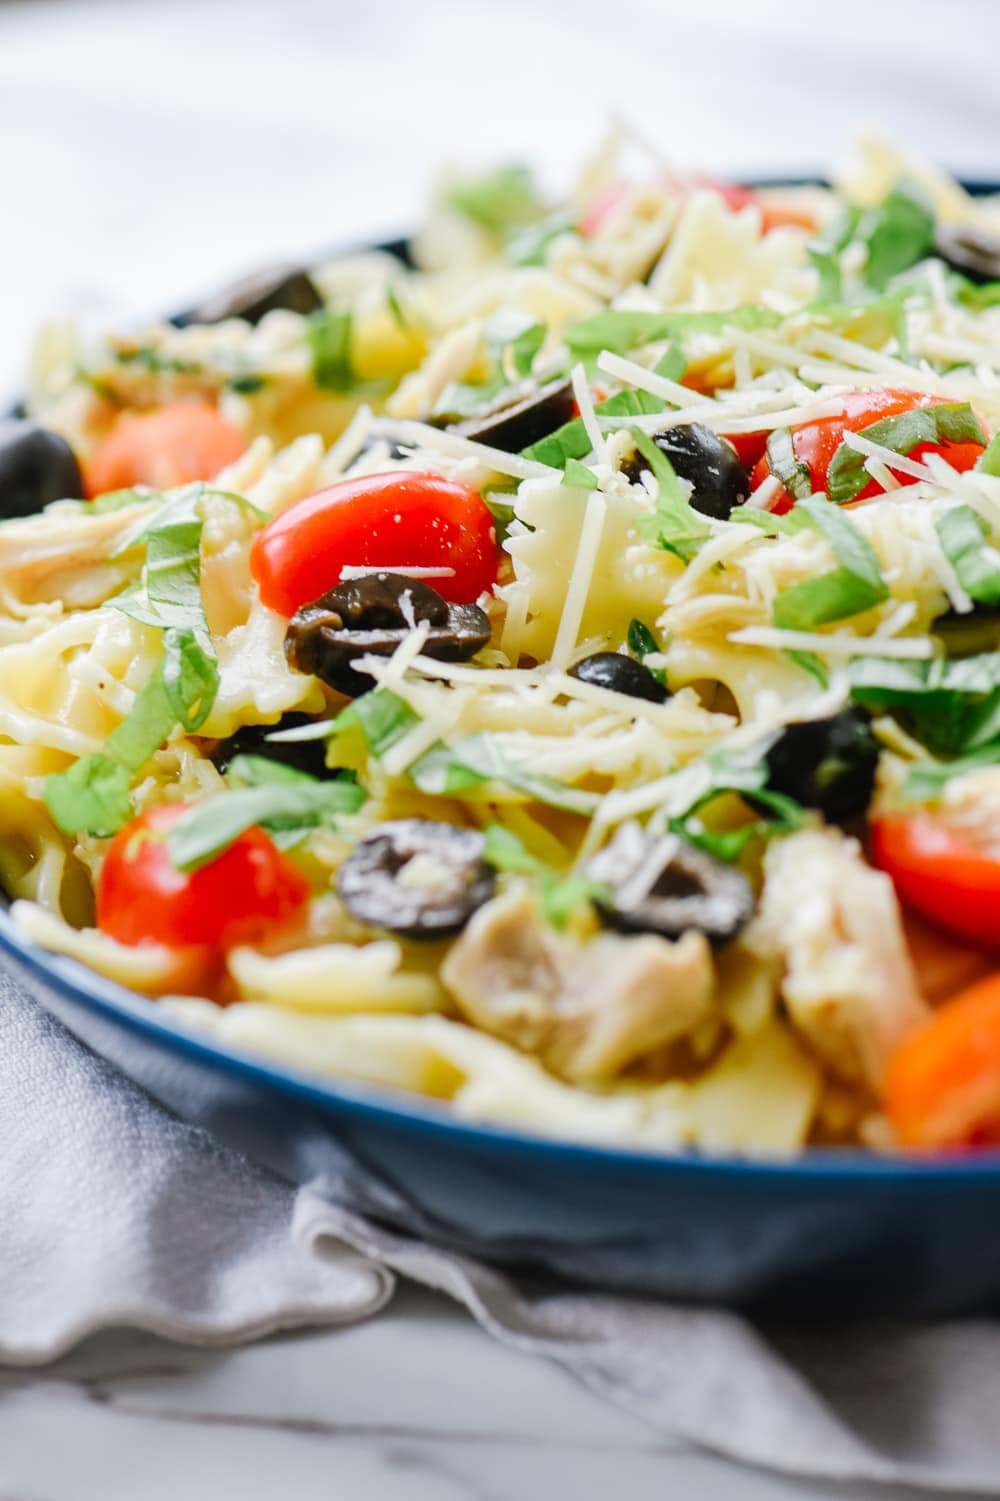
[977,433,1000,476]
[903,744,1000,801]
[627,617,660,660]
[505,210,576,267]
[631,427,710,562]
[267,717,338,744]
[447,165,541,234]
[351,688,420,757]
[728,504,805,537]
[161,628,218,732]
[772,497,888,629]
[562,458,598,489]
[385,284,411,332]
[227,372,267,395]
[482,823,609,930]
[90,487,160,515]
[44,626,218,837]
[484,308,546,379]
[850,653,1000,757]
[625,618,669,687]
[521,388,661,467]
[860,182,935,292]
[807,205,862,301]
[566,310,674,356]
[96,672,178,774]
[410,734,598,815]
[765,427,813,501]
[654,345,686,382]
[666,743,805,861]
[626,618,668,687]
[936,506,1000,606]
[110,483,231,639]
[826,403,986,505]
[955,278,1000,311]
[432,378,505,420]
[43,756,134,842]
[225,754,317,788]
[786,649,830,687]
[308,308,354,391]
[168,780,366,872]
[565,305,780,358]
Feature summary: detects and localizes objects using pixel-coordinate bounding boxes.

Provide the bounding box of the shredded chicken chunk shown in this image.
[750,829,928,1089]
[441,891,715,1084]
[0,500,153,611]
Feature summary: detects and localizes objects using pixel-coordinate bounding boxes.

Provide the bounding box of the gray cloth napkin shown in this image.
[4,966,1000,1494]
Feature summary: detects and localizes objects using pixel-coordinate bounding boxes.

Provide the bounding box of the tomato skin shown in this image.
[871,813,1000,948]
[579,177,814,241]
[250,471,497,617]
[751,388,986,513]
[721,429,770,468]
[885,973,1000,1148]
[97,803,309,949]
[86,403,248,498]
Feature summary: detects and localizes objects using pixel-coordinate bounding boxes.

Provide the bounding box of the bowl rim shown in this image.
[5,905,1000,1184]
[8,176,1000,1185]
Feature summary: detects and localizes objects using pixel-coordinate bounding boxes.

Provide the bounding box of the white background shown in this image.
[2,0,1000,403]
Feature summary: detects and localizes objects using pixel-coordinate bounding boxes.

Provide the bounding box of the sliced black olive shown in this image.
[585,823,753,946]
[347,434,414,470]
[932,605,1000,658]
[338,819,495,937]
[447,378,576,454]
[0,420,85,519]
[762,707,878,823]
[210,712,330,779]
[569,651,669,704]
[184,264,325,325]
[933,223,1000,285]
[621,423,750,520]
[285,572,491,698]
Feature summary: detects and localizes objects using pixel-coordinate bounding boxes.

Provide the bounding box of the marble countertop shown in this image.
[0,1286,984,1501]
[4,1,1000,1494]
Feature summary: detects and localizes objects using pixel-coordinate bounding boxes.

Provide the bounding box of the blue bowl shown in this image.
[8,190,1000,1316]
[5,905,1000,1317]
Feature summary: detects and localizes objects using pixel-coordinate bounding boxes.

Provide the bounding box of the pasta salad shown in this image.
[6,134,1000,1156]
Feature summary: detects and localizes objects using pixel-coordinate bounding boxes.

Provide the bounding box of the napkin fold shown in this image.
[3,965,999,1493]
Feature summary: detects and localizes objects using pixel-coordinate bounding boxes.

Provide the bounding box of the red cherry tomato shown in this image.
[86,403,248,498]
[750,388,986,513]
[884,973,1000,1148]
[871,812,1000,949]
[721,429,770,468]
[580,175,817,242]
[579,183,632,238]
[97,803,309,949]
[250,471,497,617]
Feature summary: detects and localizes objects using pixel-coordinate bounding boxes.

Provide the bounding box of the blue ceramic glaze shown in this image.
[5,904,1000,1316]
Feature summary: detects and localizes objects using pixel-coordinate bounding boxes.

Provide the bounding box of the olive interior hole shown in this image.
[651,867,705,901]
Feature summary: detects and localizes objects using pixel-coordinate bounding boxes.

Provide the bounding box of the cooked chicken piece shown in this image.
[0,500,153,610]
[901,909,995,1007]
[750,829,928,1089]
[440,890,715,1084]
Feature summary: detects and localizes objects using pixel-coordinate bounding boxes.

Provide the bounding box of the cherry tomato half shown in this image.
[884,972,1000,1148]
[86,403,248,498]
[751,388,985,513]
[720,429,770,468]
[871,811,1000,949]
[579,177,815,241]
[97,803,309,949]
[250,471,497,617]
